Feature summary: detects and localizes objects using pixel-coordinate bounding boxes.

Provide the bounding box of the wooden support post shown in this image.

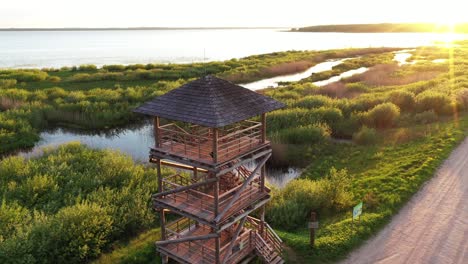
[260,205,265,237]
[310,212,317,248]
[215,236,221,264]
[193,166,198,181]
[260,162,266,192]
[214,176,219,217]
[261,113,266,143]
[156,159,168,263]
[154,116,161,148]
[212,128,218,163]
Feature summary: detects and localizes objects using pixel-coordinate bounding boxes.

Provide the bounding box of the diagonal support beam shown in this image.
[155,233,218,246]
[214,153,271,223]
[221,216,248,264]
[152,177,217,199]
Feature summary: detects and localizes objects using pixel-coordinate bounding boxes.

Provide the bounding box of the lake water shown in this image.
[1,29,467,68]
[18,122,302,188]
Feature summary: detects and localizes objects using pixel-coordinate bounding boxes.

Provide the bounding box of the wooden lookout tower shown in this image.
[134,75,285,264]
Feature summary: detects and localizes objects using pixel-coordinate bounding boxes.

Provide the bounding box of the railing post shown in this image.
[214,176,219,217]
[261,113,266,143]
[154,116,161,148]
[212,128,218,163]
[157,158,168,264]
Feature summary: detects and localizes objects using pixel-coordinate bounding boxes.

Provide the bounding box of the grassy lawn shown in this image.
[94,228,162,264]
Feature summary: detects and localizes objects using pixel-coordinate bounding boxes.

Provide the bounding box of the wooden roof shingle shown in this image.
[133,75,285,127]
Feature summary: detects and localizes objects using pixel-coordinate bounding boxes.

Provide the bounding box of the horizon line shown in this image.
[0,26,290,32]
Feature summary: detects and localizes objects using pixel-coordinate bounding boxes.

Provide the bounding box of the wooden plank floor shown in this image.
[156,186,268,223]
[158,136,262,164]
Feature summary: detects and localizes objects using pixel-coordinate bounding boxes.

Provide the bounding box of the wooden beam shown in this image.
[161,160,208,173]
[215,149,272,176]
[215,236,221,264]
[221,216,248,264]
[156,158,167,260]
[261,113,266,143]
[218,197,270,231]
[214,176,219,217]
[212,128,218,163]
[260,162,266,192]
[155,233,218,246]
[152,177,217,199]
[214,153,271,222]
[155,116,161,148]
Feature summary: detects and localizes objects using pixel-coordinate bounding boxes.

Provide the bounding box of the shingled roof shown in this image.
[133,75,285,127]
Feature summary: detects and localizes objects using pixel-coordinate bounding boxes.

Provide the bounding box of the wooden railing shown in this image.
[247,216,283,256]
[156,167,267,222]
[162,219,217,264]
[157,121,263,163]
[158,173,216,214]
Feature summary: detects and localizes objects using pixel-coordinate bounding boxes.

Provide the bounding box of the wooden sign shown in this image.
[308,221,319,229]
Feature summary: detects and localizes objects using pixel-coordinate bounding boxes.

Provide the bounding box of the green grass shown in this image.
[94,228,162,264]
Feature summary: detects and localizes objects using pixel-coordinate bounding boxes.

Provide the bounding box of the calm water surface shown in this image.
[1,29,467,68]
[19,123,301,188]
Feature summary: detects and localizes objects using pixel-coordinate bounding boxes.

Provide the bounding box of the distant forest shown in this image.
[292,23,468,33]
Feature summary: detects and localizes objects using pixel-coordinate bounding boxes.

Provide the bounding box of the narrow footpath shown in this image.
[342,138,468,264]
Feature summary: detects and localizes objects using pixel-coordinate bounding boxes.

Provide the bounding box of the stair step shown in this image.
[270,255,284,264]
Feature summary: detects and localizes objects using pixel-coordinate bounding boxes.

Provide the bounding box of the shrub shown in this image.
[47,76,61,83]
[273,124,331,144]
[415,91,452,115]
[353,126,379,145]
[103,65,126,72]
[267,168,352,229]
[293,95,332,109]
[365,103,400,128]
[388,91,415,111]
[0,79,17,89]
[413,110,438,124]
[78,64,97,71]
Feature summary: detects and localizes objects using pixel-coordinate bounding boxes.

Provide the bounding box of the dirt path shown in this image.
[341,138,468,264]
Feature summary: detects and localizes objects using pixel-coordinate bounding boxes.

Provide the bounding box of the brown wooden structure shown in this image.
[134,76,285,264]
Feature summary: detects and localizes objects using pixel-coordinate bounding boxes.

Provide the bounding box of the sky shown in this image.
[0,0,466,28]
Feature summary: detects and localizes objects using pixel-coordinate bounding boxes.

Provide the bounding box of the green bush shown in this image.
[267,168,352,230]
[415,91,452,115]
[413,110,438,124]
[365,103,400,128]
[293,95,332,109]
[0,144,161,263]
[0,79,17,88]
[47,76,61,83]
[273,124,331,144]
[388,91,415,111]
[78,64,98,71]
[352,126,379,145]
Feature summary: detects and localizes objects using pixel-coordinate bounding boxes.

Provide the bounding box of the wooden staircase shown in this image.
[247,217,284,264]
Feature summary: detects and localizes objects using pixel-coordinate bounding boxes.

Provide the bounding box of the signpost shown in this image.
[352,202,363,231]
[353,202,363,220]
[309,212,319,248]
